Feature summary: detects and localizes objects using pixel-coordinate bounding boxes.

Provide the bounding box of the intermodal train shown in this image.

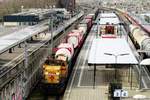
[41,10,98,95]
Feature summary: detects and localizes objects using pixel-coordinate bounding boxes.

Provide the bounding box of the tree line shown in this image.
[0,0,59,17]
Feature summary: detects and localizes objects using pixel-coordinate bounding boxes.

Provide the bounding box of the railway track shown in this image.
[27,83,62,100]
[116,10,150,89]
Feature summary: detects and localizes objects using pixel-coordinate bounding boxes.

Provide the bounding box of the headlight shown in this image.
[44,71,48,75]
[56,72,60,75]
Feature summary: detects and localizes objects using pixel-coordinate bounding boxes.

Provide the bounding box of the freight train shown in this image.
[115,8,150,57]
[41,11,98,95]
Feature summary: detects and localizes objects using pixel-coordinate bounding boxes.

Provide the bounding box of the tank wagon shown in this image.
[116,8,150,57]
[129,25,150,57]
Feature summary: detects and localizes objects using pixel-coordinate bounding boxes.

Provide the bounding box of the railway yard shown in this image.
[0,2,150,100]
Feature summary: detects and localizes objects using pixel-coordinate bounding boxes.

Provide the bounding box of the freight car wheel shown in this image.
[58,87,65,95]
[55,82,66,95]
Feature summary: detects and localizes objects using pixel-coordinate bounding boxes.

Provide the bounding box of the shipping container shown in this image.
[67,31,83,48]
[55,43,74,61]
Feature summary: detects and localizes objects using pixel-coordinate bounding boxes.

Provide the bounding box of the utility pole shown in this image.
[49,15,54,55]
[97,19,100,38]
[24,41,28,69]
[23,41,28,87]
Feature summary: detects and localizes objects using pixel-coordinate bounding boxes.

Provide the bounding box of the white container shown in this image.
[67,31,83,48]
[129,25,139,34]
[4,22,19,26]
[58,43,74,54]
[55,43,74,61]
[78,26,87,35]
[130,25,149,46]
[71,29,82,34]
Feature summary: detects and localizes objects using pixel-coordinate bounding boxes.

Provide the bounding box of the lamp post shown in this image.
[119,22,124,37]
[24,41,28,69]
[104,53,129,79]
[21,5,24,13]
[49,15,54,55]
[97,18,100,38]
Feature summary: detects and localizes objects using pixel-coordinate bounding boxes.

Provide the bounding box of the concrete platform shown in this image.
[64,86,108,100]
[0,25,26,37]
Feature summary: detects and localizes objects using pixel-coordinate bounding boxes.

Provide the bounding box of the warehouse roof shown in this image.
[99,17,120,25]
[98,13,120,25]
[88,38,138,65]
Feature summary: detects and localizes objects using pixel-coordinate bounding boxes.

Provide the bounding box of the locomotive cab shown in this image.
[100,23,117,38]
[105,23,115,34]
[42,58,68,84]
